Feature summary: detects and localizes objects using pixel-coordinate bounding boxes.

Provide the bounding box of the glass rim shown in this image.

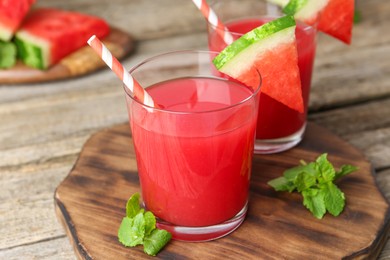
[208,15,317,37]
[125,50,261,115]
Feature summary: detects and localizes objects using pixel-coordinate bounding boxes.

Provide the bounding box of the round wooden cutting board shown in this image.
[0,27,134,84]
[54,122,390,259]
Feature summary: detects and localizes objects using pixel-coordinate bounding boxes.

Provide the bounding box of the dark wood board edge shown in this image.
[53,125,128,259]
[54,197,93,260]
[53,126,116,259]
[343,203,390,259]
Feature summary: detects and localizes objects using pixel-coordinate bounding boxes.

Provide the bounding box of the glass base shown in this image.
[254,123,306,154]
[155,202,248,242]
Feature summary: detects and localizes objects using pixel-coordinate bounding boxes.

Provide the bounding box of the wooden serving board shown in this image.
[55,122,390,259]
[0,27,134,84]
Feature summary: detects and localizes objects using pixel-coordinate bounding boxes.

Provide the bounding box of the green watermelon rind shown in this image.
[283,0,329,23]
[283,0,308,15]
[0,41,17,69]
[213,15,296,71]
[0,24,13,42]
[15,31,51,69]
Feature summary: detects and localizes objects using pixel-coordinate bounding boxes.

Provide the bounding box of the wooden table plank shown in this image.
[311,43,390,110]
[0,162,76,250]
[309,98,390,169]
[0,236,75,260]
[0,0,389,259]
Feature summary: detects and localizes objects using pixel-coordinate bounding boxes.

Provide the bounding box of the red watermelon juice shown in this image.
[125,73,260,241]
[208,18,317,142]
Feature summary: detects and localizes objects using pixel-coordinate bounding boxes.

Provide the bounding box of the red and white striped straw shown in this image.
[191,0,234,45]
[87,35,156,108]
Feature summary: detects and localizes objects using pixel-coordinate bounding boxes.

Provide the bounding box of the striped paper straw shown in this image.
[191,0,234,45]
[87,35,156,108]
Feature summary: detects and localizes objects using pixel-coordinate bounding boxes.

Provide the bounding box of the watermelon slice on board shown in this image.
[280,0,354,44]
[0,0,36,41]
[0,41,17,68]
[14,8,110,70]
[213,15,303,113]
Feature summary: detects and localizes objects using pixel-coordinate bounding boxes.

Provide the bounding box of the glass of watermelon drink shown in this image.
[124,50,261,242]
[207,0,317,154]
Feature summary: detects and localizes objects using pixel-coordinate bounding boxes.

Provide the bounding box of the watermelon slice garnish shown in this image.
[316,0,354,45]
[283,0,329,26]
[213,15,303,113]
[276,0,354,44]
[0,0,36,41]
[14,8,110,69]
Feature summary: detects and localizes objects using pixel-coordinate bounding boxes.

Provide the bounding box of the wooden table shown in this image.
[0,0,389,259]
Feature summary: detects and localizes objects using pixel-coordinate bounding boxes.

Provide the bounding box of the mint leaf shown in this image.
[126,192,141,218]
[128,212,146,246]
[316,153,336,183]
[283,165,305,181]
[321,182,345,216]
[118,217,134,247]
[144,211,156,236]
[335,165,359,180]
[144,229,172,256]
[302,162,319,178]
[294,172,316,193]
[117,213,145,247]
[302,188,326,219]
[118,193,171,256]
[268,153,358,219]
[268,176,295,192]
[284,162,317,179]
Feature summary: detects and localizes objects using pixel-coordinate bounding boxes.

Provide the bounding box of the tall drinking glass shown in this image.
[124,50,261,242]
[207,0,317,154]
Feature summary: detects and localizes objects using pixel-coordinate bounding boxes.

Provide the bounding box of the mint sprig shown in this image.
[268,153,358,219]
[118,193,171,256]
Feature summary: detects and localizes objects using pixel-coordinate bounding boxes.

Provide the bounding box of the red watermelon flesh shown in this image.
[0,0,35,41]
[317,0,354,44]
[15,8,110,69]
[234,42,303,113]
